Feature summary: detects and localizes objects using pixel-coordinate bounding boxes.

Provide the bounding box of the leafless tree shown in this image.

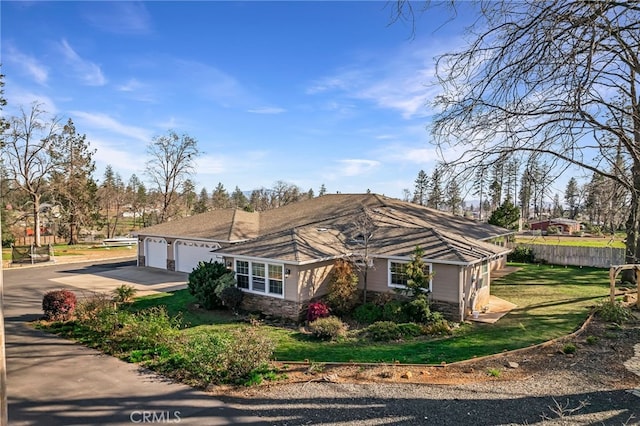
[347,208,377,303]
[397,1,640,263]
[1,103,60,246]
[145,130,200,223]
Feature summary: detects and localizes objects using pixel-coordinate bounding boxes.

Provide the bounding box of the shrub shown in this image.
[113,284,138,304]
[421,318,452,335]
[42,289,77,321]
[325,259,359,316]
[75,292,115,322]
[397,322,422,338]
[594,299,632,323]
[353,302,383,324]
[366,321,403,341]
[220,286,244,312]
[223,326,275,384]
[382,300,409,323]
[507,245,535,263]
[403,294,434,324]
[306,301,330,322]
[171,332,230,384]
[308,316,347,341]
[561,343,577,354]
[187,261,236,309]
[120,306,182,352]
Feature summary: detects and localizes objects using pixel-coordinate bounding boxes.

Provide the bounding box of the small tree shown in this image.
[403,246,432,298]
[325,259,359,316]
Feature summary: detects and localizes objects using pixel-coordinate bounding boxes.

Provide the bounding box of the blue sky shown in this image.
[2,1,481,198]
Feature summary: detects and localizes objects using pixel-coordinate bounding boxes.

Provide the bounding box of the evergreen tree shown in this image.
[427,167,444,210]
[230,186,248,209]
[49,119,97,244]
[193,188,209,214]
[445,177,463,215]
[211,182,230,209]
[412,169,429,205]
[488,199,520,230]
[564,177,580,219]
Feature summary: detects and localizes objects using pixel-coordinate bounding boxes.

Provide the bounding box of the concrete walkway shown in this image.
[3,258,269,425]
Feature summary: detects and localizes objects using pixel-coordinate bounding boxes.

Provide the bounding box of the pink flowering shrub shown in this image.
[306,301,330,322]
[42,289,77,321]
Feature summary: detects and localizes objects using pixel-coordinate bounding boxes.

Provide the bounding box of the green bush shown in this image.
[223,326,275,383]
[187,261,236,309]
[397,322,422,337]
[382,300,409,323]
[366,321,403,341]
[308,316,347,341]
[120,306,182,352]
[507,245,535,263]
[403,294,434,324]
[42,289,77,321]
[220,286,244,312]
[594,299,632,323]
[353,302,383,324]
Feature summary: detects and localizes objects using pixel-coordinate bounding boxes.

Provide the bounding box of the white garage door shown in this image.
[175,240,222,273]
[145,238,167,269]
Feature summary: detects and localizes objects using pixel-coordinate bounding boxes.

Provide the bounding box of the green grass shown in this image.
[127,263,610,364]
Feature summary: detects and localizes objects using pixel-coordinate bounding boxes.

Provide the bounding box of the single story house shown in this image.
[530,218,581,234]
[135,194,513,321]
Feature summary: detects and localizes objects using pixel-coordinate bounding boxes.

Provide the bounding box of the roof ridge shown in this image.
[291,228,301,263]
[430,227,468,263]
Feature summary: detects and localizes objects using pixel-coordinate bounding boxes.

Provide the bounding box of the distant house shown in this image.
[135,194,513,322]
[530,218,581,234]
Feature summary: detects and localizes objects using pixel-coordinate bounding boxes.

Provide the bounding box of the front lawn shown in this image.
[124,263,610,364]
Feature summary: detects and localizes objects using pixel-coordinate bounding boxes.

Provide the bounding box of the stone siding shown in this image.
[241,293,305,321]
[138,255,145,266]
[167,259,175,271]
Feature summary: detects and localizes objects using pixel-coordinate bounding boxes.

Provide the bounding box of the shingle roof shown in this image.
[136,193,512,264]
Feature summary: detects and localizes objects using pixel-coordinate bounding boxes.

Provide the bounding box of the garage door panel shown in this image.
[175,240,222,273]
[145,238,167,269]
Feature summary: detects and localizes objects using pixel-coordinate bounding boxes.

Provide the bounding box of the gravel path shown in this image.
[219,370,639,425]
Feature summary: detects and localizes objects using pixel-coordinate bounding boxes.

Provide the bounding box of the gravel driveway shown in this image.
[219,372,639,425]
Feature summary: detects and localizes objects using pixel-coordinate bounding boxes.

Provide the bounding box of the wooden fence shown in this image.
[514,244,625,268]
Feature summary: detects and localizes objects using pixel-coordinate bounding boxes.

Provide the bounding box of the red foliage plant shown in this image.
[306,301,330,322]
[42,289,77,321]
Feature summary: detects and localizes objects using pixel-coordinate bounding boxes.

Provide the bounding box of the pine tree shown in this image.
[412,170,429,206]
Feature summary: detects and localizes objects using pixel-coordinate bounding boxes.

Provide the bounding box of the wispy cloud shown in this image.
[4,44,48,85]
[116,78,157,102]
[306,37,463,119]
[91,137,145,177]
[70,111,150,142]
[58,39,107,86]
[337,159,381,176]
[247,107,286,114]
[82,2,152,35]
[6,87,57,114]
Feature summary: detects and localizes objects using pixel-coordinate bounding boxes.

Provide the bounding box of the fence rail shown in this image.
[513,243,625,268]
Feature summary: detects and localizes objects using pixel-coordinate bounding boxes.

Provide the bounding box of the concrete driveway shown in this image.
[3,259,268,425]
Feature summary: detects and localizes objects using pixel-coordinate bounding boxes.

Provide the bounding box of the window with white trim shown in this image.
[389,262,409,288]
[234,260,284,297]
[388,260,433,291]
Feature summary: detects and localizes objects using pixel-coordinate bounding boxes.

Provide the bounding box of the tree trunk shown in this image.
[623,166,640,283]
[32,196,41,247]
[68,212,78,245]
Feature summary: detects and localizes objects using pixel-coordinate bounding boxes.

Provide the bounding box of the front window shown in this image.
[389,262,409,288]
[388,260,432,291]
[234,260,284,297]
[236,260,249,289]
